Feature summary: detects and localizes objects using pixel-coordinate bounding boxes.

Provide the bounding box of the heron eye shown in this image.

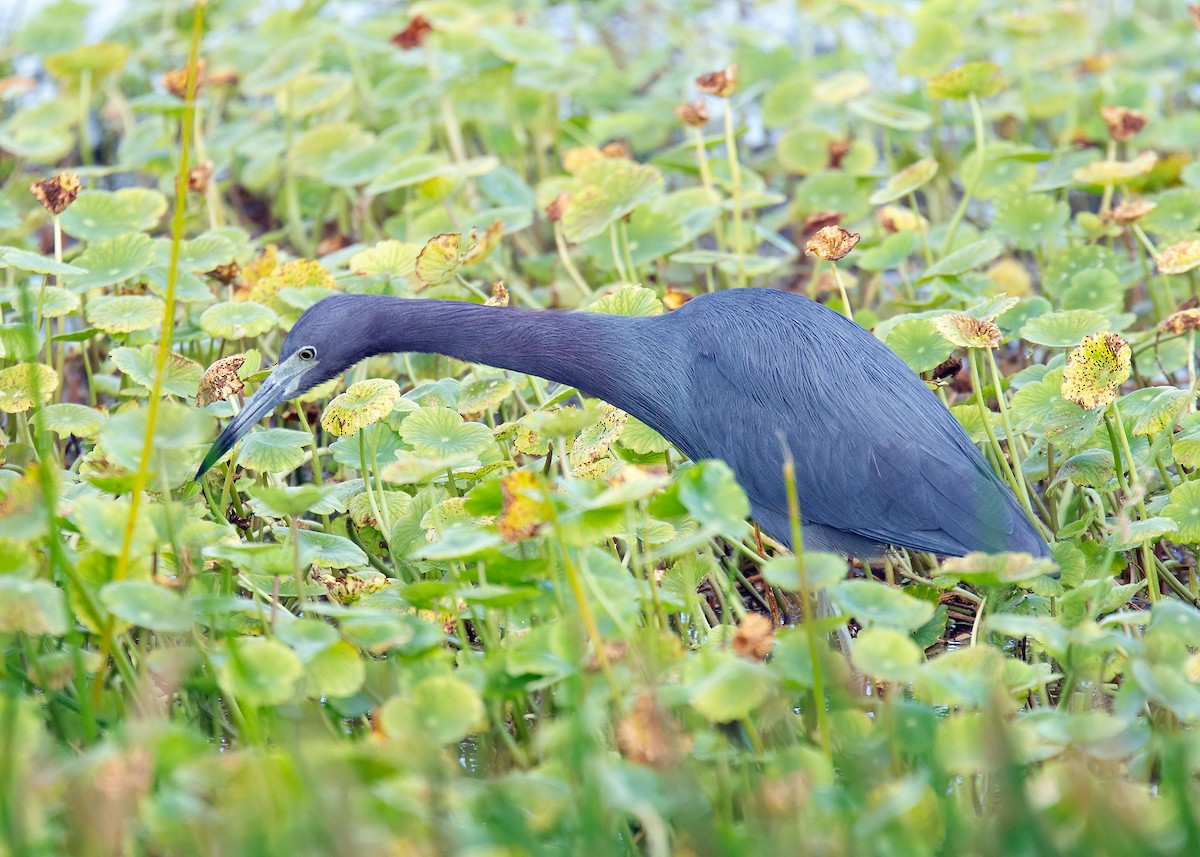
[298,347,316,361]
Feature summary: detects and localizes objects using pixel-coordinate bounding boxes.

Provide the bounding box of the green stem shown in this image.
[966,349,1023,498]
[723,100,746,287]
[782,448,832,763]
[553,223,591,297]
[941,93,986,254]
[983,348,1033,515]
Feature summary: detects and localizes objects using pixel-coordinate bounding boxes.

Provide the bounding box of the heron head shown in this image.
[195,294,371,479]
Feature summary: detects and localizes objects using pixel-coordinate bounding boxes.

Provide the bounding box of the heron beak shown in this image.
[195,359,304,480]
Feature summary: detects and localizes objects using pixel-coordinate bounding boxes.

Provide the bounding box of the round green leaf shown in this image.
[32,402,104,438]
[561,159,664,243]
[100,580,192,633]
[111,345,202,398]
[1165,480,1200,544]
[456,376,515,417]
[32,286,80,319]
[302,641,365,698]
[991,194,1068,250]
[380,675,486,744]
[919,239,1003,281]
[0,578,67,636]
[200,301,278,340]
[688,652,775,722]
[86,294,163,334]
[827,579,935,631]
[216,638,303,708]
[400,407,495,458]
[587,285,663,317]
[349,240,419,280]
[1020,309,1111,348]
[885,319,954,374]
[69,233,155,291]
[0,247,87,278]
[236,427,312,473]
[60,189,163,242]
[852,627,924,682]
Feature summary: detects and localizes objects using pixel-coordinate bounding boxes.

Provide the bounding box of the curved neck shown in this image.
[360,296,674,424]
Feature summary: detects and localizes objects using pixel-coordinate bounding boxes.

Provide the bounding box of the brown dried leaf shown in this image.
[615,693,687,771]
[391,15,433,50]
[545,193,572,223]
[29,172,80,215]
[1157,240,1200,275]
[484,281,509,307]
[206,261,241,285]
[1100,105,1146,142]
[1162,308,1200,335]
[932,314,1002,349]
[805,225,860,262]
[1108,198,1155,224]
[195,355,245,407]
[162,58,205,99]
[695,65,738,98]
[662,289,694,310]
[188,160,214,192]
[674,101,709,127]
[732,613,774,660]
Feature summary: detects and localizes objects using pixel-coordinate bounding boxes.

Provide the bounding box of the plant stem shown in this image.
[113,2,205,583]
[941,93,986,254]
[966,349,1023,499]
[723,100,746,287]
[781,447,832,763]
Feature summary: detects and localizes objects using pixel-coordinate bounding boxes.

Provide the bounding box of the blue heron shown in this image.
[197,288,1049,558]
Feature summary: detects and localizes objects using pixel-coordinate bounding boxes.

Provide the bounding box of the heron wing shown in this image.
[664,292,1040,556]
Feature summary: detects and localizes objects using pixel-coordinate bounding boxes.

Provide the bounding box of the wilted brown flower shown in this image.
[1100,105,1146,142]
[805,225,860,262]
[931,356,963,381]
[1157,240,1200,275]
[195,355,245,407]
[732,613,774,660]
[933,314,1002,349]
[662,289,694,310]
[1162,308,1200,335]
[601,140,631,160]
[188,160,214,192]
[392,14,433,50]
[695,65,738,98]
[1108,198,1155,224]
[802,209,843,236]
[485,280,509,307]
[615,693,687,771]
[162,58,205,99]
[545,193,571,223]
[29,172,80,215]
[827,138,852,169]
[1190,5,1200,29]
[206,261,240,285]
[674,101,709,127]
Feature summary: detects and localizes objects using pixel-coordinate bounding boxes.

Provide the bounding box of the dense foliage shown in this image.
[2,1,1200,854]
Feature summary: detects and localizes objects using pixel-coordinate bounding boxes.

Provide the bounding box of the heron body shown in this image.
[198,288,1049,559]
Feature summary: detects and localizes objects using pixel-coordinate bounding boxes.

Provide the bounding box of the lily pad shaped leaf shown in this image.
[562,159,664,243]
[111,345,203,398]
[321,379,403,437]
[588,285,663,317]
[1020,309,1112,348]
[100,580,192,633]
[236,428,313,473]
[1165,480,1200,544]
[69,233,155,291]
[86,294,163,334]
[60,189,165,242]
[200,301,278,340]
[400,407,495,458]
[414,233,465,288]
[0,247,87,278]
[0,363,57,413]
[32,402,105,438]
[33,287,80,319]
[919,238,1003,281]
[885,319,954,373]
[350,240,420,280]
[827,579,935,631]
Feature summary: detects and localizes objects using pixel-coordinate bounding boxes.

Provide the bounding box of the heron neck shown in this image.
[369,297,668,421]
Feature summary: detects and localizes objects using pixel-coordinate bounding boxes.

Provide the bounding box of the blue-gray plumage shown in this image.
[197,288,1049,559]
